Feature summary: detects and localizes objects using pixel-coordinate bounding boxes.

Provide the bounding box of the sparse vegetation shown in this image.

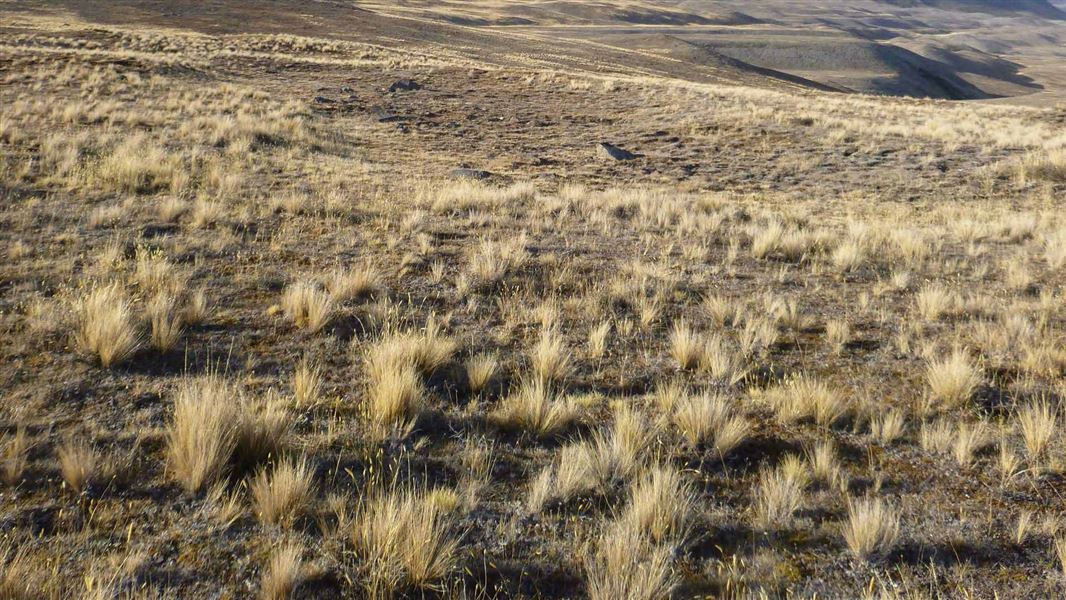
[3,4,1066,597]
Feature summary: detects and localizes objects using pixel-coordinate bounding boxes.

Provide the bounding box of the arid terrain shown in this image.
[1,0,1065,598]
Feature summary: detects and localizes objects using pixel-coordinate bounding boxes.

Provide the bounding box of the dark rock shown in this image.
[450,168,494,180]
[387,79,421,93]
[376,113,403,123]
[598,142,638,161]
[340,86,354,93]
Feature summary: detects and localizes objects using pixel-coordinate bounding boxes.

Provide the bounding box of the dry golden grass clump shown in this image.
[1,428,29,487]
[584,524,677,600]
[259,542,305,600]
[761,375,848,427]
[492,378,579,438]
[73,283,141,367]
[842,496,900,560]
[753,455,808,528]
[166,376,239,493]
[57,437,101,494]
[281,280,334,332]
[352,486,461,596]
[925,349,982,410]
[251,457,314,526]
[464,353,498,394]
[166,377,291,493]
[672,392,750,457]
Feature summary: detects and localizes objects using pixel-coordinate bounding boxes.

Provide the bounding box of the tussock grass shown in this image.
[530,328,572,385]
[925,349,982,410]
[762,375,847,427]
[869,410,906,444]
[352,486,461,597]
[672,392,750,457]
[326,264,380,303]
[58,437,100,494]
[1016,400,1057,463]
[364,354,424,434]
[259,542,305,600]
[281,280,334,332]
[753,456,808,528]
[493,378,578,438]
[585,524,677,600]
[73,283,141,367]
[292,358,321,407]
[465,354,497,395]
[147,293,184,352]
[166,376,238,493]
[94,134,179,194]
[669,320,701,370]
[1,428,29,487]
[620,465,697,545]
[251,457,314,527]
[843,497,900,560]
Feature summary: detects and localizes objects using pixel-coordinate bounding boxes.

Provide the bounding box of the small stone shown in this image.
[387,79,421,93]
[450,168,494,180]
[598,142,638,161]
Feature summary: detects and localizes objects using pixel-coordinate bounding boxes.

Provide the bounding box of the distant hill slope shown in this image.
[879,0,1066,18]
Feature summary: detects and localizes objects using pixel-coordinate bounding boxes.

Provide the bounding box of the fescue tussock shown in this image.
[1016,399,1057,463]
[1,428,29,487]
[367,319,457,378]
[74,283,141,367]
[998,441,1023,485]
[669,320,701,370]
[326,264,380,303]
[147,293,184,351]
[365,356,424,434]
[183,288,210,325]
[259,542,305,600]
[588,320,611,359]
[95,134,178,194]
[464,353,497,395]
[492,378,578,438]
[672,392,750,457]
[529,328,571,385]
[281,280,334,332]
[699,334,744,383]
[134,249,182,295]
[751,220,822,262]
[842,497,900,560]
[352,486,461,597]
[292,359,321,407]
[825,319,850,353]
[702,293,742,327]
[925,349,982,410]
[916,284,956,321]
[869,410,906,444]
[58,437,100,494]
[251,457,314,527]
[584,524,677,600]
[807,440,843,488]
[952,421,989,467]
[166,376,238,493]
[619,465,697,545]
[753,457,808,528]
[763,375,847,427]
[919,419,955,454]
[234,392,292,473]
[832,238,866,273]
